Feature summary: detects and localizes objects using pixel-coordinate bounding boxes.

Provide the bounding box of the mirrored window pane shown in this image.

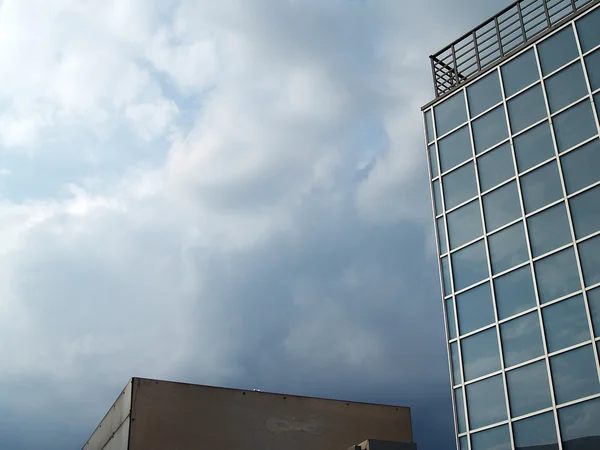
[553,100,597,153]
[471,425,511,450]
[561,139,600,194]
[456,387,467,434]
[488,221,529,275]
[520,161,563,214]
[550,345,600,404]
[513,412,559,450]
[588,287,600,338]
[543,294,591,353]
[468,70,503,118]
[596,92,600,119]
[456,282,495,336]
[473,106,508,154]
[425,110,434,143]
[478,143,515,192]
[435,91,468,137]
[483,181,521,232]
[528,202,573,257]
[452,240,489,292]
[545,62,588,113]
[443,162,478,210]
[507,360,553,417]
[535,247,581,303]
[502,49,540,98]
[579,234,600,287]
[451,341,462,386]
[494,265,537,320]
[585,49,600,91]
[508,84,547,134]
[538,26,578,75]
[459,436,468,450]
[576,5,600,53]
[570,185,600,239]
[442,256,452,296]
[513,121,555,173]
[448,200,483,250]
[559,397,600,450]
[428,144,439,178]
[438,126,473,173]
[433,179,443,215]
[437,216,448,255]
[501,312,544,367]
[467,375,507,430]
[447,297,457,339]
[462,328,501,381]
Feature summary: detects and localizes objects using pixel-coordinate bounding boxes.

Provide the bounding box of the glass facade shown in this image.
[424,5,600,450]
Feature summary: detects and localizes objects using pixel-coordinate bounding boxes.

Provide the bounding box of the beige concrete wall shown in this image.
[82,380,132,450]
[128,378,413,450]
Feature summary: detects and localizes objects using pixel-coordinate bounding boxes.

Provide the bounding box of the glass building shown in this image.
[422,1,600,449]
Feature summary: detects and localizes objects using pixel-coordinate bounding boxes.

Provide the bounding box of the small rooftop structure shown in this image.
[82,377,416,450]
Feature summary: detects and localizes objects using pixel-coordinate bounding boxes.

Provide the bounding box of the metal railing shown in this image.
[430,0,598,98]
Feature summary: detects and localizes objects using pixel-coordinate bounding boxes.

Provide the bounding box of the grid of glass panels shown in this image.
[424,5,600,450]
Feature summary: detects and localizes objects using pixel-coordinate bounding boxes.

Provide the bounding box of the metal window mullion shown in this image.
[425,106,464,450]
[556,391,600,410]
[463,86,512,450]
[497,61,563,450]
[574,21,600,151]
[536,37,599,448]
[570,18,600,388]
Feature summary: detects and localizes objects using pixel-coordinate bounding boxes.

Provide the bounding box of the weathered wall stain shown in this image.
[265,417,321,434]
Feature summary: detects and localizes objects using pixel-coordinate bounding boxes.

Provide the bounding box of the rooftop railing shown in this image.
[430,0,598,98]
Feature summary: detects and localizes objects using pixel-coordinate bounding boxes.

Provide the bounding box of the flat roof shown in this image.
[135,377,411,409]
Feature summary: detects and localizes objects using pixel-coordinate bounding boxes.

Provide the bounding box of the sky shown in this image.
[0,1,506,449]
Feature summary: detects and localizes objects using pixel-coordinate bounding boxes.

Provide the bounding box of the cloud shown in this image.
[0,0,176,149]
[0,0,511,449]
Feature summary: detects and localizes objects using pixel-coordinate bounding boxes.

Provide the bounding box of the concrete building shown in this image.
[82,378,416,450]
[422,0,600,449]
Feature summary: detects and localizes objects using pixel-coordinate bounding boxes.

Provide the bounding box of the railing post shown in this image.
[542,0,552,26]
[516,1,527,42]
[428,0,590,98]
[430,56,440,97]
[451,45,459,89]
[473,31,481,71]
[570,0,577,13]
[494,16,504,58]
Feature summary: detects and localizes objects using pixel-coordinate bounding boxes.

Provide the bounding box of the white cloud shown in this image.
[147,27,219,92]
[0,0,177,148]
[0,112,51,147]
[125,99,179,141]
